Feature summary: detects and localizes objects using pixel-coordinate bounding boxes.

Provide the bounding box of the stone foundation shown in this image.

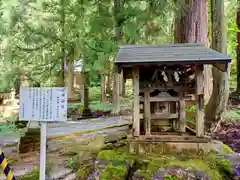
[129,139,231,155]
[18,128,41,153]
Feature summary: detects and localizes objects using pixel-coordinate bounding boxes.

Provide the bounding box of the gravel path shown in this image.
[0,117,132,146]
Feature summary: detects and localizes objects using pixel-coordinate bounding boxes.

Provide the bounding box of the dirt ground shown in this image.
[0,133,96,180]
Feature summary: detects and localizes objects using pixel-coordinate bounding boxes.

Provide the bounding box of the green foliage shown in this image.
[0,0,238,107]
[67,157,75,169]
[19,168,40,180]
[222,108,240,121]
[225,0,238,75]
[185,105,196,111]
[0,0,179,90]
[164,175,178,180]
[19,163,51,180]
[0,123,17,132]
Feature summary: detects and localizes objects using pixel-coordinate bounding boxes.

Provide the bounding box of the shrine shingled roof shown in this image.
[115,44,231,64]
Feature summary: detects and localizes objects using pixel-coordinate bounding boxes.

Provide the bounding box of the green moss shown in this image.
[71,151,97,171]
[100,163,128,180]
[97,150,134,163]
[221,143,233,154]
[19,168,39,180]
[164,175,178,180]
[130,151,233,180]
[96,150,136,179]
[19,163,51,180]
[167,160,221,179]
[137,170,151,179]
[63,135,106,156]
[50,122,132,139]
[76,165,93,180]
[215,157,233,174]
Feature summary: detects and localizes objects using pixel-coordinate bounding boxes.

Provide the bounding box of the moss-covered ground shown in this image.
[96,146,233,180]
[17,133,234,180]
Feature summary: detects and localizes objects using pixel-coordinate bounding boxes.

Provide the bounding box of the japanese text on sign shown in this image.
[19,87,68,121]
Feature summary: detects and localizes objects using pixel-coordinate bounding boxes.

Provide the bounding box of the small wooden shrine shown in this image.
[114,44,231,149]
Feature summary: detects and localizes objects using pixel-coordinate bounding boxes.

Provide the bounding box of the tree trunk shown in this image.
[106,73,112,95]
[112,0,123,114]
[66,60,74,99]
[236,7,240,92]
[56,59,65,86]
[74,72,84,103]
[58,0,66,87]
[82,71,92,117]
[83,71,89,108]
[119,70,125,96]
[205,0,229,130]
[174,0,212,101]
[100,74,106,103]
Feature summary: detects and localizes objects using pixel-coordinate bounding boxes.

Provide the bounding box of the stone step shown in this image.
[49,167,73,180]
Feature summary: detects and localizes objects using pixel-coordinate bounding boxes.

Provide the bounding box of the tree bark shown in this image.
[58,0,66,87]
[56,59,65,86]
[112,0,123,114]
[100,74,106,103]
[106,73,112,95]
[119,70,125,96]
[174,0,212,101]
[83,71,89,109]
[236,7,240,92]
[74,72,84,103]
[66,60,74,99]
[82,71,92,117]
[205,0,229,130]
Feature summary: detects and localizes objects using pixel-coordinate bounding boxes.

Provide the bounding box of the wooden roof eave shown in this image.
[115,59,231,72]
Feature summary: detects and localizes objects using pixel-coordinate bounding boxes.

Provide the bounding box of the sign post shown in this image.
[39,122,47,180]
[19,87,67,180]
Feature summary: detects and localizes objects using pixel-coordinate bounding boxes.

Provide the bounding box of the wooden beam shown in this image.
[195,65,205,137]
[140,113,178,119]
[132,135,211,143]
[213,63,228,72]
[148,119,172,126]
[133,66,140,137]
[139,96,195,102]
[179,92,186,133]
[144,92,151,135]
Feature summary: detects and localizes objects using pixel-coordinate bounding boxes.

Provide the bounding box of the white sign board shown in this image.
[19,87,68,122]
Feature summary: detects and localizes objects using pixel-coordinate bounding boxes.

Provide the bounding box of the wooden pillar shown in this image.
[132,67,140,137]
[195,65,204,137]
[113,65,120,114]
[144,92,151,135]
[179,92,186,133]
[154,102,161,114]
